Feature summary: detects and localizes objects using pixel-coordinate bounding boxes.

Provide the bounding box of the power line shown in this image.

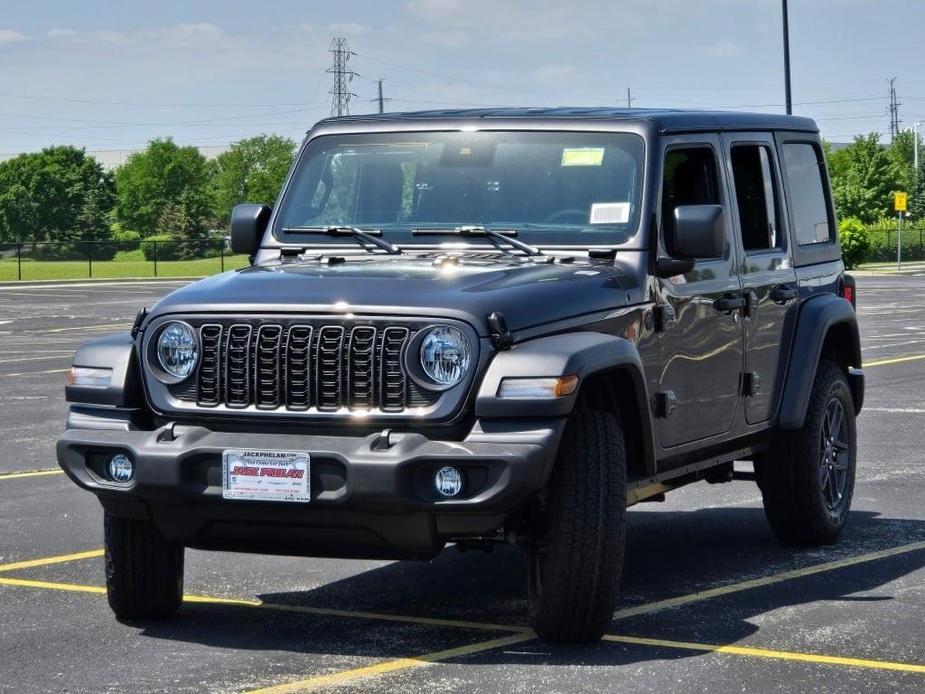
[328,37,358,117]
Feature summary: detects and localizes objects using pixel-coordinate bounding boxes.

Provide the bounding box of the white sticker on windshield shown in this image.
[589,202,630,224]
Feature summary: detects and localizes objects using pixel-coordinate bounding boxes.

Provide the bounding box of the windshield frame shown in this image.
[266,122,653,253]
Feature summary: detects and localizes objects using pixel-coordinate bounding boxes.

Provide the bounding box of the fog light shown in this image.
[434,466,463,497]
[108,454,134,483]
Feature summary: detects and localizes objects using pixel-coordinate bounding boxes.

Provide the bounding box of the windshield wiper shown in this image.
[281,226,402,255]
[412,225,544,258]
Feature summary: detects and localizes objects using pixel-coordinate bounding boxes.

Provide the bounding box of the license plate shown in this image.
[222,449,310,503]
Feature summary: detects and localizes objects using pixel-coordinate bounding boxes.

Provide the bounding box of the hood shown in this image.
[149,255,643,335]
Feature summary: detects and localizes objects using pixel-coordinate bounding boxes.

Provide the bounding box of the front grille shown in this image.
[181,319,436,414]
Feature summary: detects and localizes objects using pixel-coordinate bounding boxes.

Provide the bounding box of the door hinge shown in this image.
[741,371,760,397]
[654,390,679,418]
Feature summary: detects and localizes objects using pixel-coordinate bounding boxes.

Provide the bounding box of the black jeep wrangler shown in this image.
[58,108,863,643]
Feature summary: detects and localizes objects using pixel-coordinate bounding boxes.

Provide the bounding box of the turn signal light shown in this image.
[497,375,579,399]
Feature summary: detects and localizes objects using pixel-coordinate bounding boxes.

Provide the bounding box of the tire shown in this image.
[104,513,184,621]
[527,407,628,643]
[755,359,857,545]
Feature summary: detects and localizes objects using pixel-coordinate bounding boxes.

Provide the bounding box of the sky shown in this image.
[0,0,921,155]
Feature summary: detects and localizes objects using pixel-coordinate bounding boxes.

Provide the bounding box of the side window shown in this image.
[661,147,720,255]
[730,145,781,252]
[782,143,834,245]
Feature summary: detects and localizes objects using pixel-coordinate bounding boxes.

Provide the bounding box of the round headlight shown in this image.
[420,326,471,386]
[156,321,198,380]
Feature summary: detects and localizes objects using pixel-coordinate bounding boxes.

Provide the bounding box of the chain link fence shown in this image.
[0,238,250,282]
[864,223,925,262]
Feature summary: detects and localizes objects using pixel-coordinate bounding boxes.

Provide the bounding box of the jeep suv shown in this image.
[58,108,863,643]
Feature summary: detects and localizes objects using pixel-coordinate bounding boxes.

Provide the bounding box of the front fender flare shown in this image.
[475,331,655,468]
[65,332,142,408]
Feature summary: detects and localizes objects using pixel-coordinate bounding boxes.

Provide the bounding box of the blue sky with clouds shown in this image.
[0,0,920,153]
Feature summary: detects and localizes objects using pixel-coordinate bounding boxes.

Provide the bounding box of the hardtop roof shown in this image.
[314,107,818,134]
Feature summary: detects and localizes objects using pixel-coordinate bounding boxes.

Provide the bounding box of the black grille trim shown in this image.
[162,318,452,415]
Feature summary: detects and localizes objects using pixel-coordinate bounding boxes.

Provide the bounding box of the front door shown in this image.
[721,132,797,424]
[646,134,744,449]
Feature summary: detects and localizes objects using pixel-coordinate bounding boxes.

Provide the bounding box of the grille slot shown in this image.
[197,324,223,406]
[224,325,252,407]
[347,327,377,410]
[284,326,313,410]
[180,318,428,414]
[315,326,346,411]
[255,325,282,409]
[380,327,409,412]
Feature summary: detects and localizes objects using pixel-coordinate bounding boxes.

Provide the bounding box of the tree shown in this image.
[0,146,115,244]
[888,129,917,197]
[114,138,212,236]
[829,134,899,224]
[209,135,296,224]
[838,217,870,269]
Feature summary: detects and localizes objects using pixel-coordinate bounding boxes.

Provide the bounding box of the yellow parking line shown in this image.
[246,631,535,694]
[0,549,103,574]
[864,353,925,367]
[0,468,63,481]
[612,539,925,620]
[604,634,925,674]
[0,576,106,594]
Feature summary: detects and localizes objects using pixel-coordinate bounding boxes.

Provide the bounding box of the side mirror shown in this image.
[231,204,272,256]
[672,204,726,259]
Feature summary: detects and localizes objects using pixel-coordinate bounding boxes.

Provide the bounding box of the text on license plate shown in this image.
[221,449,310,503]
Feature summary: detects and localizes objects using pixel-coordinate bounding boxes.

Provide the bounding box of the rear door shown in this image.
[648,134,745,449]
[721,132,797,424]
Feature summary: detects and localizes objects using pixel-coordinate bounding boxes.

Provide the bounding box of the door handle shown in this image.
[770,285,798,304]
[713,293,745,313]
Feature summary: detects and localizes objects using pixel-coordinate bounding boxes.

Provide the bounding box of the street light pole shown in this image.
[782,0,792,115]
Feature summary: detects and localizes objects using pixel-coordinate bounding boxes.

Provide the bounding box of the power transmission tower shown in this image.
[370,78,391,114]
[889,77,902,141]
[328,37,358,117]
[626,88,634,109]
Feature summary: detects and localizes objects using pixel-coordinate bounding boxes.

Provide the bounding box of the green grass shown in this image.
[0,255,250,282]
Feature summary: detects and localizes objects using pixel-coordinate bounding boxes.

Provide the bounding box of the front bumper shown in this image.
[57,418,563,560]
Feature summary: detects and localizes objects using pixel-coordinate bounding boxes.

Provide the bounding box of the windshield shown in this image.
[273,130,645,247]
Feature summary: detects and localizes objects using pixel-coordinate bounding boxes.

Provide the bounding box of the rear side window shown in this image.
[782,143,833,245]
[730,145,780,252]
[661,147,720,255]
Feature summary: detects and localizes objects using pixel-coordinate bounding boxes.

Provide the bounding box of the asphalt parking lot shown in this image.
[1,276,924,693]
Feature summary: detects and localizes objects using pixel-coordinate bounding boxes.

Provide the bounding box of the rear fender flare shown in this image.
[778,294,862,429]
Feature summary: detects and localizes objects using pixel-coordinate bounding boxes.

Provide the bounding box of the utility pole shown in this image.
[370,78,391,114]
[327,37,358,117]
[914,122,921,181]
[782,0,792,115]
[888,77,901,142]
[626,88,634,109]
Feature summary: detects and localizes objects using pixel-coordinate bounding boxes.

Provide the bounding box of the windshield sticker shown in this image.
[561,148,605,167]
[589,202,630,224]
